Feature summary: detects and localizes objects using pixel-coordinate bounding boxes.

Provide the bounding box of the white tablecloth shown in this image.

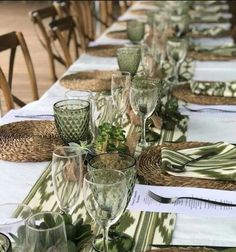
[1,2,236,247]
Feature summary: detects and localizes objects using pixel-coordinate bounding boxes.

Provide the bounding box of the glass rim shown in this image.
[52,146,82,158]
[83,169,127,186]
[88,153,136,170]
[26,211,65,232]
[65,90,92,97]
[53,99,90,109]
[117,46,141,54]
[0,203,32,227]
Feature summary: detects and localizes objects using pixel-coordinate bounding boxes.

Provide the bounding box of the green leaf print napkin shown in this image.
[190,26,229,36]
[161,142,236,181]
[190,80,236,97]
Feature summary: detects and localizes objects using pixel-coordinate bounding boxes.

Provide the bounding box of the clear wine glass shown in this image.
[129,76,160,148]
[170,14,190,38]
[87,153,136,252]
[111,71,131,127]
[25,212,68,252]
[166,37,188,84]
[52,146,83,214]
[141,43,157,77]
[83,169,127,252]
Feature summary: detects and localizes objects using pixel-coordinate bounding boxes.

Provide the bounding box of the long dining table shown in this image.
[1,1,236,251]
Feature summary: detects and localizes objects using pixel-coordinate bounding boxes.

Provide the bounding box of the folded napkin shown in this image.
[190,26,229,36]
[194,45,236,57]
[161,142,236,181]
[190,80,236,97]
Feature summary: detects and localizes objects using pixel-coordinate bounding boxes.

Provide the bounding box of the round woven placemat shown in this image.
[171,84,236,105]
[86,45,122,57]
[0,120,63,162]
[138,142,236,190]
[146,247,215,252]
[106,30,128,40]
[60,70,113,92]
[188,50,236,61]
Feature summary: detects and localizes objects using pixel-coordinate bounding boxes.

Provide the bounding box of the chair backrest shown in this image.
[49,16,79,68]
[29,5,61,81]
[0,31,39,109]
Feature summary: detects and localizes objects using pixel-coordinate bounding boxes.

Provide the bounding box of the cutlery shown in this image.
[166,151,217,173]
[148,190,236,207]
[183,106,236,113]
[15,114,54,118]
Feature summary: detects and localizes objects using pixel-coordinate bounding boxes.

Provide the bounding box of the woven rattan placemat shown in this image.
[86,44,122,57]
[130,9,149,15]
[138,142,236,190]
[0,120,63,162]
[171,84,236,105]
[60,70,113,92]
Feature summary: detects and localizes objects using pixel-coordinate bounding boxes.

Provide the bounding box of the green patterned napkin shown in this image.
[190,80,236,97]
[192,12,228,22]
[190,26,229,36]
[163,58,194,81]
[194,45,236,56]
[161,142,236,181]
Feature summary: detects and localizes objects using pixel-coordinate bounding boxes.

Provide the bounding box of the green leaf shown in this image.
[44,213,56,228]
[67,241,77,252]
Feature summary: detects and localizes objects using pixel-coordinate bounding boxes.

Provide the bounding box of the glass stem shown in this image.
[140,114,147,145]
[174,63,180,84]
[102,225,109,252]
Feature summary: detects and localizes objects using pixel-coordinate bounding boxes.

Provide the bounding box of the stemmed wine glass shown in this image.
[170,14,190,38]
[166,37,188,84]
[129,76,160,148]
[141,43,157,77]
[83,169,127,252]
[87,153,136,252]
[52,146,83,214]
[111,71,131,127]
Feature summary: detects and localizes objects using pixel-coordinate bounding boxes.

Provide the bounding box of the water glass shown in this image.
[130,76,161,148]
[0,203,32,239]
[111,71,131,126]
[52,146,83,214]
[54,99,92,144]
[83,170,127,252]
[127,20,145,44]
[166,37,188,84]
[117,46,141,76]
[65,90,92,100]
[141,43,157,76]
[25,212,68,252]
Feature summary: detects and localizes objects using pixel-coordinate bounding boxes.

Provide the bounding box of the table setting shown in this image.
[1,1,236,251]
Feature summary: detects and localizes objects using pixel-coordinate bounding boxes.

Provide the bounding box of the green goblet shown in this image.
[87,153,136,252]
[54,99,92,144]
[117,46,141,76]
[127,20,145,44]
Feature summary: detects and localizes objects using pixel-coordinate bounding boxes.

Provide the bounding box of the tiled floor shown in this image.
[0,1,65,115]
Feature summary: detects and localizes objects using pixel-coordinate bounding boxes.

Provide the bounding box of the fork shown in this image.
[14,114,54,118]
[148,190,236,207]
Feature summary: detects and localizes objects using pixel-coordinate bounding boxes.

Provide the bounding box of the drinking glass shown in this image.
[130,76,160,148]
[25,212,68,252]
[0,233,11,252]
[0,203,32,241]
[117,46,141,76]
[54,99,92,144]
[166,37,188,84]
[170,14,190,38]
[111,71,131,127]
[65,90,92,100]
[141,43,157,76]
[83,170,127,252]
[127,20,145,44]
[52,146,82,214]
[65,90,96,139]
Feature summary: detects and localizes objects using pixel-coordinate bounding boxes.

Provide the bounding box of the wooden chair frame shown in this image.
[0,31,39,110]
[29,6,63,81]
[49,16,79,68]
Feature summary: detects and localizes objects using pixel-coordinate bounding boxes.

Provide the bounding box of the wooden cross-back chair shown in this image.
[70,1,96,47]
[99,1,115,31]
[29,5,64,81]
[0,31,39,111]
[119,1,133,14]
[49,16,79,68]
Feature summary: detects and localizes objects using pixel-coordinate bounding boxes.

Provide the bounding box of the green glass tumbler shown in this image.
[117,46,141,76]
[127,20,145,44]
[54,99,92,144]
